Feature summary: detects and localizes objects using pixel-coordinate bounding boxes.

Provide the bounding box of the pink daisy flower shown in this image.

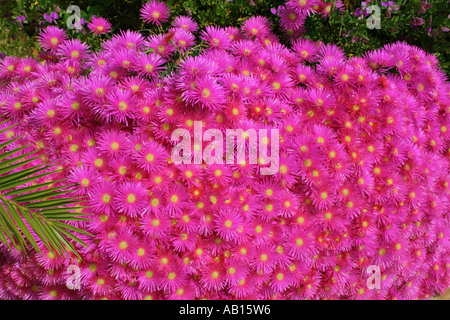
[172,201,197,226]
[172,29,196,53]
[116,278,144,300]
[284,227,317,259]
[114,30,147,51]
[140,213,171,239]
[165,184,189,217]
[214,209,245,242]
[38,26,68,53]
[140,0,171,26]
[138,266,161,292]
[292,38,320,62]
[270,268,294,293]
[106,229,138,264]
[17,57,38,79]
[132,140,168,174]
[115,181,148,217]
[224,259,249,286]
[88,275,115,297]
[205,164,232,187]
[129,241,156,269]
[170,231,197,253]
[200,26,233,50]
[87,16,112,35]
[97,129,129,156]
[132,52,165,78]
[166,280,196,300]
[0,56,20,78]
[57,39,89,61]
[68,165,99,196]
[199,263,225,292]
[105,89,138,124]
[90,180,116,215]
[251,243,278,274]
[228,275,257,299]
[82,75,114,106]
[242,16,271,38]
[172,15,198,33]
[146,33,176,58]
[184,76,226,111]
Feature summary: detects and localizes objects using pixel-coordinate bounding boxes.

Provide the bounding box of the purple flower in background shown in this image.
[16,15,27,23]
[270,5,284,15]
[0,52,5,59]
[43,11,59,24]
[383,1,400,18]
[15,15,27,28]
[382,1,395,7]
[74,17,86,30]
[418,1,432,14]
[411,17,425,26]
[353,8,362,17]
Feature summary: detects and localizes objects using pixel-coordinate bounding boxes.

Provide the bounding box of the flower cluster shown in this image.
[0,0,449,300]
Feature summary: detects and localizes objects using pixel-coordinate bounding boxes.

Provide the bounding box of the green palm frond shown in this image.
[0,120,92,258]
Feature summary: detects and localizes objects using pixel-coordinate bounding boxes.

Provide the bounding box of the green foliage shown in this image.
[0,19,37,58]
[0,120,92,258]
[165,0,284,28]
[304,0,449,75]
[0,0,448,73]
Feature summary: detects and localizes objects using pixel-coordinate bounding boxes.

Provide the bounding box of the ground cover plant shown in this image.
[0,0,449,300]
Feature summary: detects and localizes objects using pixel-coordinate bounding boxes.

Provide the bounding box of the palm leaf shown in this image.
[0,124,93,258]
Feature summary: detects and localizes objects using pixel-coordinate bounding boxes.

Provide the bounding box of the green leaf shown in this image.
[7,205,41,253]
[0,148,39,169]
[40,206,90,215]
[0,200,27,251]
[0,122,18,135]
[0,144,33,163]
[4,179,67,196]
[11,186,76,203]
[26,197,84,209]
[0,135,25,150]
[0,135,92,258]
[51,221,93,238]
[0,154,47,176]
[0,169,62,191]
[0,164,51,189]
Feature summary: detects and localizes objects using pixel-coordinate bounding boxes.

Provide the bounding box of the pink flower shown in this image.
[38,26,68,53]
[140,0,171,26]
[114,182,148,217]
[87,16,112,34]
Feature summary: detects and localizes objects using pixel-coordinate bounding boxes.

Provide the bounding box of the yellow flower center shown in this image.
[127,194,136,203]
[202,88,211,98]
[81,178,90,187]
[102,193,111,203]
